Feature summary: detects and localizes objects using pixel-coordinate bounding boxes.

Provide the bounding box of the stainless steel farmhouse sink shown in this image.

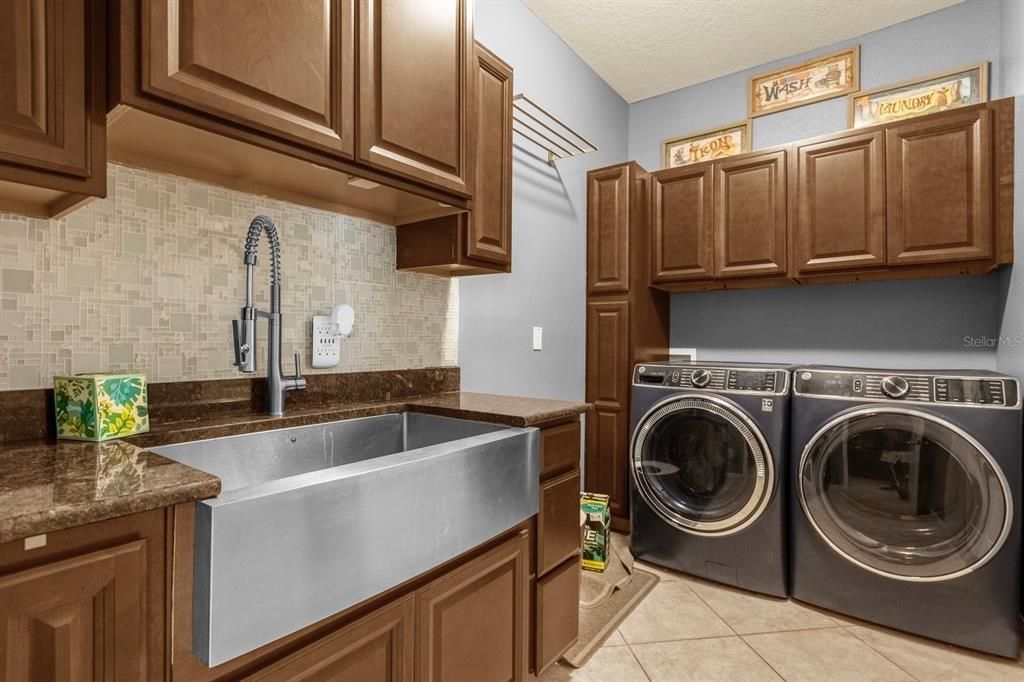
[153,412,540,666]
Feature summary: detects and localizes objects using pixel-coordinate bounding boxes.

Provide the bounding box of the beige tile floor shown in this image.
[540,559,1024,682]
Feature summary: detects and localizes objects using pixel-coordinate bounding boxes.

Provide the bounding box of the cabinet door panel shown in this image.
[0,0,104,195]
[587,167,631,293]
[417,532,529,682]
[247,595,414,682]
[0,540,147,681]
[651,165,714,282]
[467,43,513,264]
[585,300,629,518]
[359,0,474,194]
[142,0,355,156]
[886,108,992,264]
[586,301,629,408]
[714,150,787,278]
[537,470,582,576]
[535,557,580,674]
[540,420,581,479]
[794,130,885,273]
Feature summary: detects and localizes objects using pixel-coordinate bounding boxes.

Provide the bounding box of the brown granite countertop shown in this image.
[0,439,220,544]
[407,391,590,427]
[0,391,588,543]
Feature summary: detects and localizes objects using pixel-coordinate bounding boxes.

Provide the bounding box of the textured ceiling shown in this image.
[522,0,963,103]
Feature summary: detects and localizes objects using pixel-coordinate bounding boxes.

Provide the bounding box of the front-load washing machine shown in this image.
[630,361,791,597]
[790,366,1022,657]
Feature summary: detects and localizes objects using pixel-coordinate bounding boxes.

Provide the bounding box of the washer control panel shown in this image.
[795,369,1019,407]
[634,365,787,394]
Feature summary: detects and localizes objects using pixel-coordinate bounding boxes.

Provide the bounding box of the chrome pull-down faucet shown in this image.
[231,215,306,416]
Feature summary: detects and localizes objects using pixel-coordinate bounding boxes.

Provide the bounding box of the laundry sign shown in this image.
[749,47,859,117]
[849,63,988,128]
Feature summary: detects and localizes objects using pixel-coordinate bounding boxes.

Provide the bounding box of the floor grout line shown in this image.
[733,633,788,681]
[621,638,653,681]
[842,626,927,682]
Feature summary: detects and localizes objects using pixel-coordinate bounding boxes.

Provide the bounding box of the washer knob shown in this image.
[690,369,712,388]
[881,375,909,399]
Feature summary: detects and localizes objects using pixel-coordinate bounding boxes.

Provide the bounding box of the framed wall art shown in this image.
[662,121,750,168]
[848,62,988,128]
[749,47,859,117]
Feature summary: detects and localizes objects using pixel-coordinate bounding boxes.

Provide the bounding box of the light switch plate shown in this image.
[532,326,543,351]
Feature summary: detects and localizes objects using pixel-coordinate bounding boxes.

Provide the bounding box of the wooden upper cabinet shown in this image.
[0,0,105,208]
[886,107,993,265]
[140,0,355,156]
[650,165,714,282]
[417,531,529,682]
[587,165,632,293]
[793,130,885,274]
[0,540,148,681]
[467,42,513,265]
[713,150,788,278]
[359,0,475,195]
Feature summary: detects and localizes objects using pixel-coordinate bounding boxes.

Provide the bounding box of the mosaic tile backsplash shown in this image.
[0,164,459,390]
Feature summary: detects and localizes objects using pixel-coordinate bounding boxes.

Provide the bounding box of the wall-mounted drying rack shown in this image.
[512,94,598,166]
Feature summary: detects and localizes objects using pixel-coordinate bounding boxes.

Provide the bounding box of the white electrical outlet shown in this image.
[313,316,341,368]
[532,326,543,351]
[312,305,354,368]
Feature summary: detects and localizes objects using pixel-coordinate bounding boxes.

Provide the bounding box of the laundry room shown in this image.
[1,0,1023,680]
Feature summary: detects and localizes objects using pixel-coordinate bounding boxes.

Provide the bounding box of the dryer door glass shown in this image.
[799,408,1012,581]
[632,396,773,535]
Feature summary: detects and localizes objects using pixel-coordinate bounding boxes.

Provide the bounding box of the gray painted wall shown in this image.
[628,0,1010,371]
[628,0,1002,165]
[459,0,628,400]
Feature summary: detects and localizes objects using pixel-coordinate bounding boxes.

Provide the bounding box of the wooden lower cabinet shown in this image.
[0,510,166,681]
[532,419,583,675]
[417,531,530,682]
[246,596,415,682]
[0,429,582,682]
[535,557,581,674]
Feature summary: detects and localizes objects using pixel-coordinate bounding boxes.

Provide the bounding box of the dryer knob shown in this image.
[690,369,712,388]
[881,375,910,399]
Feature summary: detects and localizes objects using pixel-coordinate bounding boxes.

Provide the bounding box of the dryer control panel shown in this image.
[794,368,1020,408]
[634,364,789,395]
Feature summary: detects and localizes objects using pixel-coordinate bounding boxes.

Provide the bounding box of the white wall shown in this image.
[459,0,629,400]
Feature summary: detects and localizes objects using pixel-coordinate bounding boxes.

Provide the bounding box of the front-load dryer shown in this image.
[629,362,791,597]
[790,366,1022,657]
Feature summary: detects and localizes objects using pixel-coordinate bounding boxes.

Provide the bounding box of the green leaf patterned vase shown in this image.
[54,373,150,441]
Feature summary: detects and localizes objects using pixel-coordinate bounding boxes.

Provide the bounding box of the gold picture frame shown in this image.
[662,121,751,168]
[749,47,860,118]
[848,62,989,128]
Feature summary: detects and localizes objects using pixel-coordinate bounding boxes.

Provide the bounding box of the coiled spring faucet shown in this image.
[232,215,306,416]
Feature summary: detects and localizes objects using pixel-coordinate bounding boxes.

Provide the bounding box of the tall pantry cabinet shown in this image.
[585,162,669,530]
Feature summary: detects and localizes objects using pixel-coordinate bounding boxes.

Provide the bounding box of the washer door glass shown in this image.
[799,409,1012,581]
[633,396,772,535]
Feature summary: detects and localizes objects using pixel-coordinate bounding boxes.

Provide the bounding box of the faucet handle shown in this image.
[291,352,307,390]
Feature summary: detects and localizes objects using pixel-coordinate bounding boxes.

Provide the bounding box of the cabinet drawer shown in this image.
[538,470,581,576]
[541,421,581,478]
[535,556,580,674]
[247,595,415,682]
